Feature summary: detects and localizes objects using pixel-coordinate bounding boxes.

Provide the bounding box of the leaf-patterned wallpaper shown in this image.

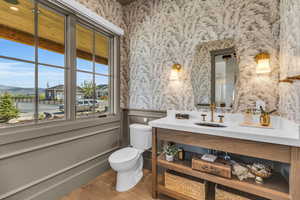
[76,0,299,122]
[123,0,280,112]
[279,0,300,123]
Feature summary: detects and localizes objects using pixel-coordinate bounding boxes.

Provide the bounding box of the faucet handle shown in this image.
[218,115,224,123]
[201,114,207,122]
[210,103,216,110]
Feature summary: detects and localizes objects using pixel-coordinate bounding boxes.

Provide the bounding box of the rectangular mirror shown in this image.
[211,48,238,108]
[192,39,238,109]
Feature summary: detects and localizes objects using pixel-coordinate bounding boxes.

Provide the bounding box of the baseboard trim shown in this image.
[0,126,120,160]
[0,146,118,200]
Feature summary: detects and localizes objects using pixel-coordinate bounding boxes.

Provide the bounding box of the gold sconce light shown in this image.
[170,64,182,81]
[255,52,271,74]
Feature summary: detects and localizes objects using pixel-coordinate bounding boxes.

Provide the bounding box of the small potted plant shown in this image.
[164,144,178,162]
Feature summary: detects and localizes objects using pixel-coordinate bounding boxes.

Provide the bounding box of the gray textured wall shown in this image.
[0,119,122,200]
[124,0,280,112]
[279,0,300,123]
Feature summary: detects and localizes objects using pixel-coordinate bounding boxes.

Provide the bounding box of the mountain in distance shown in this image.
[0,85,45,95]
[0,85,17,90]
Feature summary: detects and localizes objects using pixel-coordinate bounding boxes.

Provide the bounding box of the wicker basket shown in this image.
[216,185,267,200]
[164,171,205,200]
[216,188,251,200]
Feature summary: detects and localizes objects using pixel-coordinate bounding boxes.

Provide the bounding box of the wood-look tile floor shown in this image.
[60,170,173,200]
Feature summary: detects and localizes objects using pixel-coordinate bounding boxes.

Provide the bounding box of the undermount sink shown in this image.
[195,122,227,128]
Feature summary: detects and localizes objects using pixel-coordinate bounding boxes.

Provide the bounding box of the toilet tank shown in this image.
[130,124,152,150]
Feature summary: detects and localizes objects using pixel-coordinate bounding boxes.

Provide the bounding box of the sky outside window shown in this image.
[0,57,35,89]
[0,39,109,89]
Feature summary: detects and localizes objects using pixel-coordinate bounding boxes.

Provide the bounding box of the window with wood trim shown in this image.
[0,0,117,129]
[0,0,66,127]
[75,24,111,118]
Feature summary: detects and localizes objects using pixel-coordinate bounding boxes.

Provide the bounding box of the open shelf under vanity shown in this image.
[157,153,289,200]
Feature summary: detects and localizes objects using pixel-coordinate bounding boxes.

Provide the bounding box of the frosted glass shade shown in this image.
[255,53,271,74]
[170,64,182,81]
[256,58,271,74]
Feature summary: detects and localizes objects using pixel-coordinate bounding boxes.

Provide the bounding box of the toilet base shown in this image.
[116,156,143,192]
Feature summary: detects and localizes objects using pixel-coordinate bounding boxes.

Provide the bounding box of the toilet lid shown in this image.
[129,124,151,131]
[109,147,139,163]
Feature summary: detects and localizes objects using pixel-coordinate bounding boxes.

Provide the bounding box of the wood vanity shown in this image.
[151,127,300,200]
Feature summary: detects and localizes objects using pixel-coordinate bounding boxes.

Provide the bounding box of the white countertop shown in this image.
[149,110,300,147]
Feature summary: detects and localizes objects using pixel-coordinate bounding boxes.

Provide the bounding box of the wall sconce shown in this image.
[170,64,182,81]
[255,52,271,74]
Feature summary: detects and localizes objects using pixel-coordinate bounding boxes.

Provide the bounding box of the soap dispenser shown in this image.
[259,106,270,126]
[259,107,276,127]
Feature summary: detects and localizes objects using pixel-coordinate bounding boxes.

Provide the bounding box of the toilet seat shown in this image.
[109,147,139,164]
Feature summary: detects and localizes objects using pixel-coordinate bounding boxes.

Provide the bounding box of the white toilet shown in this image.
[108,124,152,192]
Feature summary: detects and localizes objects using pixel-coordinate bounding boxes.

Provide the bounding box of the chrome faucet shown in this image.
[210,103,216,122]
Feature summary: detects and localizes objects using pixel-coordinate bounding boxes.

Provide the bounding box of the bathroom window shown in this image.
[0,0,66,127]
[0,0,119,129]
[75,24,112,118]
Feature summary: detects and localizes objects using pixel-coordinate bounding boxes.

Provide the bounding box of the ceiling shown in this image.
[117,0,136,5]
[0,0,108,64]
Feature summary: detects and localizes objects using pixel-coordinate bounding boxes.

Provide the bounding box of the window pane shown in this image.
[0,0,35,61]
[38,66,64,121]
[76,25,93,72]
[0,58,35,128]
[95,32,109,75]
[95,75,109,114]
[76,72,94,117]
[95,63,109,75]
[38,5,65,67]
